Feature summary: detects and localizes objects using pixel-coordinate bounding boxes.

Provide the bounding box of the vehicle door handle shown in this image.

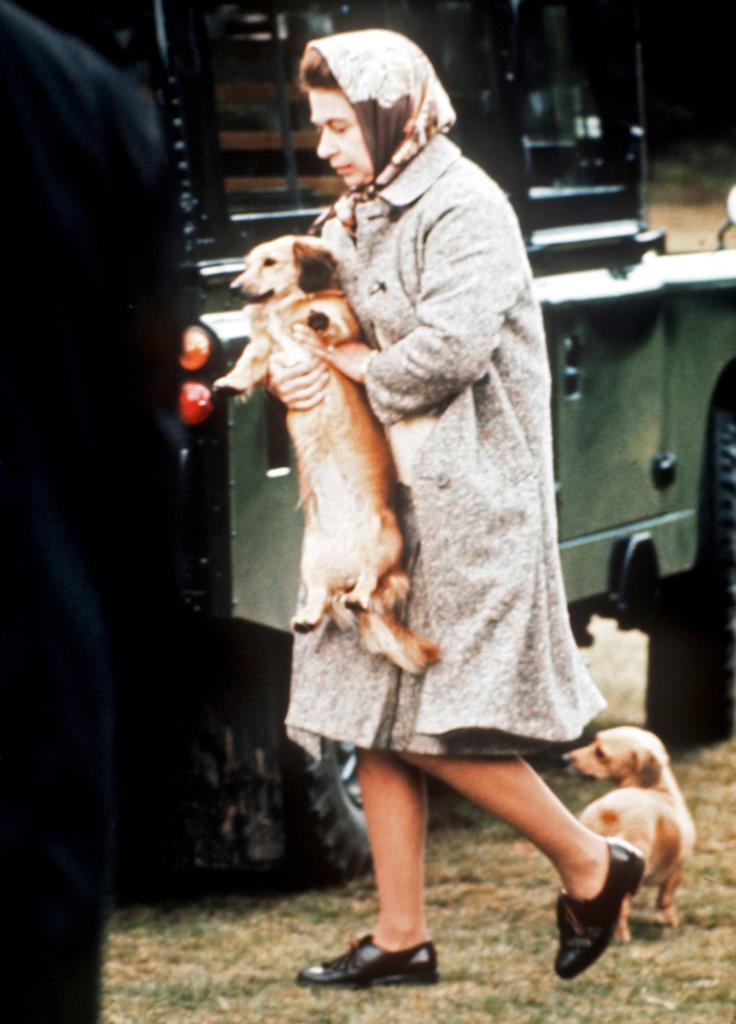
[652,451,677,488]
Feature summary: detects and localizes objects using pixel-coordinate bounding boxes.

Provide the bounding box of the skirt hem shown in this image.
[286,722,588,761]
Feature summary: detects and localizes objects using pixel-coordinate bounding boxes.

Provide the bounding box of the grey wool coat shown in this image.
[286,134,605,758]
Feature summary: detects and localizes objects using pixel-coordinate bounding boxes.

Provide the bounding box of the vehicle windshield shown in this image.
[520,3,607,194]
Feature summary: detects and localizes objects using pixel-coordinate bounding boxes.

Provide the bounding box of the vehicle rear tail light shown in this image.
[179,381,214,425]
[180,326,213,371]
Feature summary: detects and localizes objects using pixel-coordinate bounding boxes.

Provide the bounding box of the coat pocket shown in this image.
[413,380,536,491]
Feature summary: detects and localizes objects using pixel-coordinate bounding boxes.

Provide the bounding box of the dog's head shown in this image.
[230,235,338,303]
[567,727,669,788]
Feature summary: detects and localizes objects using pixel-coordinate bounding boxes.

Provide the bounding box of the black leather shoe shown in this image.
[555,838,645,980]
[297,935,439,988]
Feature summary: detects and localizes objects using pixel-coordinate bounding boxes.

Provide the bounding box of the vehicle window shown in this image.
[203,1,496,215]
[519,2,612,194]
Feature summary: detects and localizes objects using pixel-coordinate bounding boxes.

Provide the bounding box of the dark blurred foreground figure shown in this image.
[0,3,182,1020]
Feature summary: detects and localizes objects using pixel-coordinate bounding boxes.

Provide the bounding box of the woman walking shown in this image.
[270,28,643,986]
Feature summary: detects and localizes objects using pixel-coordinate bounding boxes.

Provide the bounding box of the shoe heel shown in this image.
[628,855,645,895]
[619,844,645,896]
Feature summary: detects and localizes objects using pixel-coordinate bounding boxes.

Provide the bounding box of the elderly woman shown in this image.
[270,29,643,987]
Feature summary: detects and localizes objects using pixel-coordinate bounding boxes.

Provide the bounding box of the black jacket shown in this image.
[0,2,182,1017]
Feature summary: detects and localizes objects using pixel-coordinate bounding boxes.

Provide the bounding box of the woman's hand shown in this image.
[268,324,376,410]
[268,346,330,411]
[292,323,375,383]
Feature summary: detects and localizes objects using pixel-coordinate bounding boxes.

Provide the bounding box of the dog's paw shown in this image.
[306,309,330,332]
[213,375,251,397]
[291,613,320,633]
[653,909,679,928]
[340,585,375,614]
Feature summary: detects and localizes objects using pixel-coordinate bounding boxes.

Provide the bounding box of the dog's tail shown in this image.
[358,572,440,674]
[358,609,441,674]
[330,570,440,673]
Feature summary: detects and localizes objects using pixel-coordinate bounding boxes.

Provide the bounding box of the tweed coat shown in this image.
[286,134,605,758]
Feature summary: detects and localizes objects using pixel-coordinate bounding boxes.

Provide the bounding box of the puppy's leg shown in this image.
[654,865,682,927]
[214,332,272,397]
[615,894,633,943]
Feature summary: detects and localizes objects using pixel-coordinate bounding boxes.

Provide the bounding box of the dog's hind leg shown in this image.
[615,894,633,942]
[291,583,330,633]
[342,569,379,613]
[343,563,412,614]
[654,865,682,927]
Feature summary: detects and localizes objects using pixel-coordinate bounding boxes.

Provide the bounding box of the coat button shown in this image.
[436,473,450,488]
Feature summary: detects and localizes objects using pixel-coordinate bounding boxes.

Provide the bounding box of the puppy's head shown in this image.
[567,727,668,788]
[230,236,338,302]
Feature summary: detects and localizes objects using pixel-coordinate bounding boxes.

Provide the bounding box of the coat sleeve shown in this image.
[364,184,529,425]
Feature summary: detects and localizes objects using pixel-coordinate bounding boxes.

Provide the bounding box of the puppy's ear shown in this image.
[294,240,337,293]
[633,750,662,788]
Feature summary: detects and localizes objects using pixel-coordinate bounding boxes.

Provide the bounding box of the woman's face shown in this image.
[308,88,374,188]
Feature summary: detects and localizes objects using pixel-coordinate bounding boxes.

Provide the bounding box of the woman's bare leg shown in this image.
[357,748,429,951]
[400,752,609,901]
[355,749,610,954]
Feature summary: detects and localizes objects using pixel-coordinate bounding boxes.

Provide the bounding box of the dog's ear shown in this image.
[633,749,662,788]
[294,240,337,293]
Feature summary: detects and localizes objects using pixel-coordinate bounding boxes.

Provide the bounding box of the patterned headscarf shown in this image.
[306,29,456,235]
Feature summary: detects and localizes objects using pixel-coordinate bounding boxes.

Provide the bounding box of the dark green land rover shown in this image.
[110,0,735,887]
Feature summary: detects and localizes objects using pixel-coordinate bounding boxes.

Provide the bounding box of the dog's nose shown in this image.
[230,264,248,291]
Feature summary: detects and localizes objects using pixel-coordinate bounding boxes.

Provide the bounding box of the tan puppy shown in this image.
[214,235,440,674]
[567,726,695,941]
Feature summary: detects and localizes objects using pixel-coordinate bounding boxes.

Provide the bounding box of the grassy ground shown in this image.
[648,140,736,253]
[102,618,736,1023]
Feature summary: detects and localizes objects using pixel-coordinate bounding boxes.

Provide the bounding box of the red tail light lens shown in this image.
[180,326,212,371]
[179,381,214,425]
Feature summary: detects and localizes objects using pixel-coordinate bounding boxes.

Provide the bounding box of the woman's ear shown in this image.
[294,240,337,293]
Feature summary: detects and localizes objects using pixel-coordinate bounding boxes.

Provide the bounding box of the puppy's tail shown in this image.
[358,609,441,675]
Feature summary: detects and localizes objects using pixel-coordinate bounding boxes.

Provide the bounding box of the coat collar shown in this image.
[377,134,461,208]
